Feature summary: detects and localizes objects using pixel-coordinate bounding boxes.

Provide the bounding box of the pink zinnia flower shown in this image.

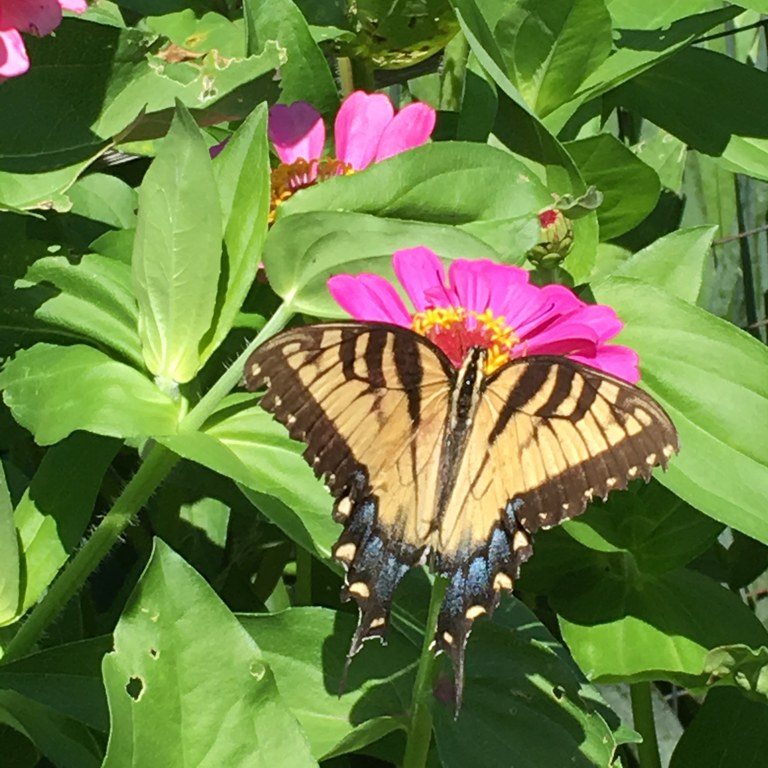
[0,0,86,82]
[266,90,436,222]
[328,246,639,382]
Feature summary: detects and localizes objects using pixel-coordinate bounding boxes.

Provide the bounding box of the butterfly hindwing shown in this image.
[245,322,454,654]
[433,355,678,705]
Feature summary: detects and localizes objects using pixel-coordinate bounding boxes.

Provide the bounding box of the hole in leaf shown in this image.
[553,685,565,700]
[149,648,159,659]
[126,676,144,701]
[249,661,266,681]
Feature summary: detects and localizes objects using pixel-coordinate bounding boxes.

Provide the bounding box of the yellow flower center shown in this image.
[269,157,354,223]
[411,306,519,374]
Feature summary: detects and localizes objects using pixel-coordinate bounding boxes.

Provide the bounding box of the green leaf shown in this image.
[0,19,282,172]
[547,6,741,132]
[133,103,222,383]
[101,539,316,767]
[239,607,413,759]
[264,211,502,316]
[434,598,619,767]
[21,253,143,368]
[204,104,270,360]
[562,480,723,576]
[0,161,93,212]
[557,567,768,683]
[0,463,19,624]
[600,225,717,304]
[565,135,660,240]
[158,395,337,560]
[8,434,119,622]
[244,0,338,114]
[592,278,768,546]
[0,690,102,768]
[704,644,768,702]
[669,688,768,768]
[613,47,768,181]
[0,344,180,445]
[0,637,111,730]
[492,0,613,117]
[67,174,138,230]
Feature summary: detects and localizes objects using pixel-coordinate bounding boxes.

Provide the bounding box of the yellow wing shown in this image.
[244,322,453,653]
[433,355,678,701]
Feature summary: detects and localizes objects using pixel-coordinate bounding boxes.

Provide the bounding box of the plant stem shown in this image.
[3,301,295,662]
[294,547,312,606]
[337,57,355,98]
[3,444,178,662]
[402,575,449,768]
[630,682,662,768]
[179,299,294,432]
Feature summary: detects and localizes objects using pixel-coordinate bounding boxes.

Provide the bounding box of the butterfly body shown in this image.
[245,321,678,709]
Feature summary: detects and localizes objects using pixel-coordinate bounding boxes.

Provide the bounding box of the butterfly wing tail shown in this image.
[434,516,533,715]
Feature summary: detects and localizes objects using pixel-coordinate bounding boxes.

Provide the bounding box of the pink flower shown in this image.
[0,0,86,82]
[328,246,640,382]
[266,90,435,221]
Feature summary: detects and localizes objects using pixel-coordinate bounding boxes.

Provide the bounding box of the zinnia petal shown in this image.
[0,28,29,78]
[268,101,325,165]
[517,320,600,358]
[59,0,87,11]
[328,273,412,326]
[374,101,436,162]
[3,0,62,37]
[570,344,640,383]
[334,91,394,171]
[393,247,450,312]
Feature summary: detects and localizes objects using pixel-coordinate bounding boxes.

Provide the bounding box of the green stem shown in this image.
[294,547,313,606]
[4,301,295,662]
[630,682,662,768]
[337,57,355,98]
[3,444,178,662]
[402,575,449,768]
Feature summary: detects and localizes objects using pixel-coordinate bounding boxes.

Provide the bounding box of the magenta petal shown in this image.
[519,319,600,357]
[374,101,436,162]
[328,273,412,326]
[570,344,640,383]
[539,283,584,314]
[58,0,87,11]
[393,247,450,312]
[334,91,394,170]
[4,0,62,36]
[566,303,623,341]
[0,29,29,78]
[447,260,495,315]
[268,102,325,165]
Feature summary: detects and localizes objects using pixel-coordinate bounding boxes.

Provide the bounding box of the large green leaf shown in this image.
[557,566,768,683]
[101,540,316,767]
[0,160,93,212]
[492,0,612,117]
[669,688,768,768]
[0,344,180,445]
[434,599,620,767]
[66,174,138,231]
[0,637,111,730]
[0,690,102,768]
[133,104,222,384]
[597,225,717,304]
[0,19,281,173]
[263,211,502,316]
[0,463,19,624]
[592,277,768,545]
[6,434,119,623]
[244,0,338,114]
[240,607,413,759]
[565,134,660,240]
[158,395,336,560]
[205,104,270,360]
[613,46,768,181]
[21,253,142,368]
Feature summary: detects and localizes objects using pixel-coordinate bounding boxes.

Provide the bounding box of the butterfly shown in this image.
[244,321,678,709]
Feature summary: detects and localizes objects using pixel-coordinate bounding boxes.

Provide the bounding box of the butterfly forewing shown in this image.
[245,322,454,651]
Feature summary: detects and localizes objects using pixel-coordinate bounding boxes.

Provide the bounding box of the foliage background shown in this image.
[0,0,767,766]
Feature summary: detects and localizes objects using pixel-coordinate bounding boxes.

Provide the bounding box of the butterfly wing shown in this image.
[244,322,454,655]
[434,355,678,703]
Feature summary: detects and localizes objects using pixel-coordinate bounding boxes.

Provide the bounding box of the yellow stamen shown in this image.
[269,156,354,223]
[411,306,519,374]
